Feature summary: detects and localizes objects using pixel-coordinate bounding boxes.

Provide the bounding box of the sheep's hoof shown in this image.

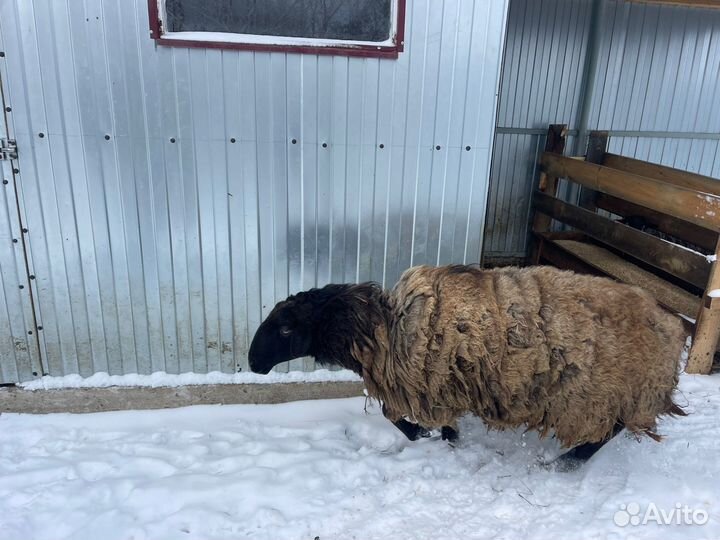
[441,426,459,443]
[545,438,611,472]
[537,454,583,472]
[393,418,431,441]
[550,454,585,472]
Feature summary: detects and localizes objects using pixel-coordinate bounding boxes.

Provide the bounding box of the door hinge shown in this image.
[1,138,18,161]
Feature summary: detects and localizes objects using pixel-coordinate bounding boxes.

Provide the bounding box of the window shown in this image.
[148,0,406,58]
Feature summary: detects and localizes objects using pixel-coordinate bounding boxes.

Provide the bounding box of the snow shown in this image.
[678,313,697,325]
[2,374,719,540]
[19,369,360,391]
[162,31,393,48]
[656,235,715,262]
[707,289,720,298]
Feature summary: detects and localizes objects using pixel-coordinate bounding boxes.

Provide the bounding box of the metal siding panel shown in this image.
[329,57,349,286]
[465,149,491,263]
[486,0,592,259]
[0,40,40,382]
[0,0,507,380]
[227,141,249,372]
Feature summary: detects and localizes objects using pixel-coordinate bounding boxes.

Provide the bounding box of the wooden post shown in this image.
[578,130,608,211]
[529,124,568,264]
[687,238,720,374]
[585,131,609,163]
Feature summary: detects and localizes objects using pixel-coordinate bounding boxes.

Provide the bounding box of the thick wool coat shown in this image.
[354,265,685,447]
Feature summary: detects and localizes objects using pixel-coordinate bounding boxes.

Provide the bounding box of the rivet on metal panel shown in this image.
[21,228,28,233]
[38,132,44,138]
[2,180,7,185]
[435,145,441,150]
[32,371,37,376]
[230,138,236,143]
[37,326,43,331]
[291,138,297,144]
[4,107,10,113]
[12,238,17,243]
[379,143,384,149]
[29,275,35,280]
[19,284,24,289]
[13,168,19,174]
[27,330,32,335]
[322,142,328,148]
[170,137,176,143]
[0,52,5,57]
[466,146,471,151]
[105,135,111,140]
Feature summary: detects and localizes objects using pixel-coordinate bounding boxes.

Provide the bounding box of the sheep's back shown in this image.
[387,265,685,446]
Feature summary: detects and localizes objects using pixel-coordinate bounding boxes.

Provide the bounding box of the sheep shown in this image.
[248,264,686,467]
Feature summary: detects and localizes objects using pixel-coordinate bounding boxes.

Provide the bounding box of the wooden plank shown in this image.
[533,124,568,232]
[687,239,720,374]
[533,192,711,288]
[535,236,604,276]
[536,230,587,242]
[578,131,609,211]
[595,193,718,252]
[0,381,365,414]
[541,153,720,231]
[530,124,568,264]
[603,153,720,196]
[586,132,610,164]
[551,239,701,317]
[628,0,720,8]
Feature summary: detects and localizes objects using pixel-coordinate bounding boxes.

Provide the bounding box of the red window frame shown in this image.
[148,0,406,59]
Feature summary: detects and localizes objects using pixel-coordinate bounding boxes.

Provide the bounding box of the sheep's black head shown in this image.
[248,292,315,374]
[248,282,386,375]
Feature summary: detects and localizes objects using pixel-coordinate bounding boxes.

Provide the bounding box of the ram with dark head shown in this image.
[249,264,686,468]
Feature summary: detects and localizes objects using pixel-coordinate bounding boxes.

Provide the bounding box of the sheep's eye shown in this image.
[279,326,292,337]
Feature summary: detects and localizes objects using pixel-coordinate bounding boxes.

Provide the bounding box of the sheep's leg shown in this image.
[381,403,431,441]
[553,422,625,471]
[441,425,459,443]
[393,418,432,441]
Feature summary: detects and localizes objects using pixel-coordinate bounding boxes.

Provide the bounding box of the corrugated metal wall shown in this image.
[0,0,509,382]
[588,1,720,176]
[485,0,720,263]
[0,72,42,382]
[485,0,592,261]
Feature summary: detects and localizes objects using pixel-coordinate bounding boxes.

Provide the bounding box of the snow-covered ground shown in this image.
[1,374,718,540]
[19,368,360,391]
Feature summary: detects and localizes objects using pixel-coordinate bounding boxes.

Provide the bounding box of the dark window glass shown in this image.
[165,0,392,42]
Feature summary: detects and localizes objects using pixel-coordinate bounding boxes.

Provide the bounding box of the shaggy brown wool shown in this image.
[354,265,686,447]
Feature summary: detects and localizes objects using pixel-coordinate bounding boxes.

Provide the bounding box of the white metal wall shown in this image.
[0,74,42,382]
[0,0,509,382]
[485,0,720,263]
